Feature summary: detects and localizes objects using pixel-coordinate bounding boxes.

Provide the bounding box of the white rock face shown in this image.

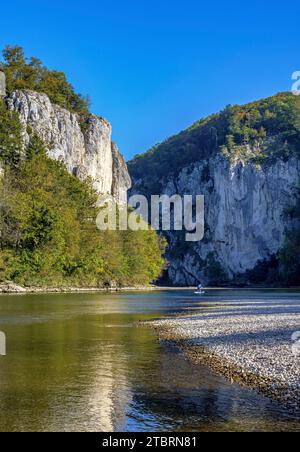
[133,155,300,285]
[7,90,131,201]
[111,142,132,205]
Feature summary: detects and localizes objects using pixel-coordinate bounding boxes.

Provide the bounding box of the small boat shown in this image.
[194,290,206,295]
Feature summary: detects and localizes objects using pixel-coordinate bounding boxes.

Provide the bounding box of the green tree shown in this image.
[0,149,165,287]
[0,45,90,115]
[0,99,23,167]
[0,45,165,287]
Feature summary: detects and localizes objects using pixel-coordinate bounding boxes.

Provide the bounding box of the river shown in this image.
[0,290,299,432]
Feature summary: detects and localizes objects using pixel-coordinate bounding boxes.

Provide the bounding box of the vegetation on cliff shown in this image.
[0,45,90,115]
[0,98,23,167]
[129,93,300,286]
[0,144,165,287]
[129,93,300,194]
[0,51,165,288]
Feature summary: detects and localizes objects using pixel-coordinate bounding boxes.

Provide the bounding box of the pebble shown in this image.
[150,296,300,414]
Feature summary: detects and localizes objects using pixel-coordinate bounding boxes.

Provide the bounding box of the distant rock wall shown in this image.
[131,154,300,285]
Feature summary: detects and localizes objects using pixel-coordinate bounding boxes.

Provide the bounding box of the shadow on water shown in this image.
[0,290,299,432]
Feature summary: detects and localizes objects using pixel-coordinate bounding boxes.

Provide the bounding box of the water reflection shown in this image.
[0,291,299,432]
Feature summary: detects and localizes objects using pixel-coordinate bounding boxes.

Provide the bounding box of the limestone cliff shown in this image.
[111,142,132,204]
[144,156,299,285]
[129,93,300,285]
[6,89,131,202]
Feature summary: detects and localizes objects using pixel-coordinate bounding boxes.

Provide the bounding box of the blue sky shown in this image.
[0,0,299,160]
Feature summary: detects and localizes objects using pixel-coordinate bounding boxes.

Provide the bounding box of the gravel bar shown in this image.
[150,294,300,414]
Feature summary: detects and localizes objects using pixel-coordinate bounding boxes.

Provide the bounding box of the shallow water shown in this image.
[0,289,299,432]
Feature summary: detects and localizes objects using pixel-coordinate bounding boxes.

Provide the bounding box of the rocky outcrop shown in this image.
[0,71,6,97]
[6,89,131,202]
[0,282,27,293]
[111,142,132,204]
[131,154,300,286]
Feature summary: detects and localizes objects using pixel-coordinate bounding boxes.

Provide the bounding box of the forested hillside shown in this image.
[129,93,300,193]
[0,46,165,288]
[129,93,300,286]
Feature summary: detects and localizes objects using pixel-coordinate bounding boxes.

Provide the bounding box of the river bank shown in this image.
[2,282,300,294]
[148,293,300,414]
[0,282,204,294]
[0,281,162,294]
